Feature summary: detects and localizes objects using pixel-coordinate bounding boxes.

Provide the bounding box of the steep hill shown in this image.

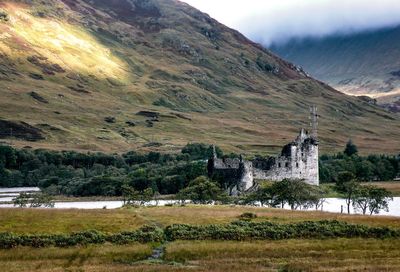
[270,25,400,112]
[0,0,399,154]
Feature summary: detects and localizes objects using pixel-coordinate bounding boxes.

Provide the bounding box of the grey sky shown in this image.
[181,0,400,45]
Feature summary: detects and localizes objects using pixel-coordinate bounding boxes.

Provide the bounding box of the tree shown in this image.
[310,186,328,211]
[121,184,135,205]
[122,186,154,206]
[355,160,374,181]
[177,176,225,204]
[140,188,154,206]
[30,193,55,208]
[12,192,55,208]
[344,139,358,157]
[265,179,324,210]
[13,193,31,208]
[74,176,125,196]
[375,159,396,181]
[0,145,17,169]
[353,186,393,215]
[181,143,223,160]
[244,182,274,207]
[335,172,360,214]
[153,191,161,206]
[352,186,370,215]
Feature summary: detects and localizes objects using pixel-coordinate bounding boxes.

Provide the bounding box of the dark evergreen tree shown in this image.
[344,139,358,156]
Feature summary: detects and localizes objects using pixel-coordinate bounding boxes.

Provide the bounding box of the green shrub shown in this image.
[1,221,398,249]
[107,225,165,244]
[238,212,257,221]
[165,220,400,241]
[0,226,164,249]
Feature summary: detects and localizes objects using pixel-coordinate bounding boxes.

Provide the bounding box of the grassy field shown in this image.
[164,239,400,272]
[1,206,400,271]
[0,209,146,234]
[0,244,153,272]
[362,182,400,196]
[1,239,399,271]
[1,205,400,234]
[321,182,400,197]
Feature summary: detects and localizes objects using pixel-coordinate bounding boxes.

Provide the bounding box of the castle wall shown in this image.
[253,141,319,186]
[209,128,319,196]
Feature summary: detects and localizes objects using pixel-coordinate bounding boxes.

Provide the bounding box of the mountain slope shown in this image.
[0,0,399,154]
[270,25,400,112]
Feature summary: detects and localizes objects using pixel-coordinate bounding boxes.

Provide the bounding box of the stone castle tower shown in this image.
[208,106,319,195]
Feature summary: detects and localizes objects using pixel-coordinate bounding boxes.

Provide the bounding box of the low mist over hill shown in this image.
[0,0,399,154]
[271,25,400,113]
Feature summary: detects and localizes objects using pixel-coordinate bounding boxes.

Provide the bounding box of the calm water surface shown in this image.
[1,187,399,216]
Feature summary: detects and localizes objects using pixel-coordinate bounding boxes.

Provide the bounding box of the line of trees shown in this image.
[1,141,399,199]
[13,192,55,208]
[335,171,393,215]
[244,179,325,210]
[0,143,216,196]
[173,176,393,215]
[319,140,400,182]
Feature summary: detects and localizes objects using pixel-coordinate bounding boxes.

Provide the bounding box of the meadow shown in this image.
[2,205,400,234]
[0,205,400,271]
[364,181,400,196]
[1,239,399,272]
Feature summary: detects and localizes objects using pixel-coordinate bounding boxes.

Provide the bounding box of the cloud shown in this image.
[181,0,400,45]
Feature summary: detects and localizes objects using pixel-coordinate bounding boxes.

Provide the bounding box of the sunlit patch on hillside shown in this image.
[0,3,128,80]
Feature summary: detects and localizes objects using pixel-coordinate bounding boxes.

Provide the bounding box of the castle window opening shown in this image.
[296,162,299,168]
[285,162,289,167]
[278,163,281,168]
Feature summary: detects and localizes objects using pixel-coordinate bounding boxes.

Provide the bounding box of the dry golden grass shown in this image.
[135,205,400,228]
[0,244,152,272]
[1,205,399,235]
[362,182,400,196]
[163,239,400,272]
[0,208,145,234]
[1,239,399,272]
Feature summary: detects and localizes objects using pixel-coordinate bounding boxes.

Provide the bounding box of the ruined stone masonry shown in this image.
[208,106,319,195]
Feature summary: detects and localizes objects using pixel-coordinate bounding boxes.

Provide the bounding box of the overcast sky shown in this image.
[181,0,400,46]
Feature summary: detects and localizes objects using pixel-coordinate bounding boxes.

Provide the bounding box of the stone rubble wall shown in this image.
[209,130,319,195]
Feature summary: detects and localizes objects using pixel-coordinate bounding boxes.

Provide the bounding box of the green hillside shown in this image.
[0,0,399,154]
[271,25,400,112]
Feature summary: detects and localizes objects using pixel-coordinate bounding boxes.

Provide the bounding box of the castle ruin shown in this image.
[208,106,319,195]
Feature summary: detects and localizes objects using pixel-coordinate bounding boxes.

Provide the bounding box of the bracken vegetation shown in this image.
[0,225,164,249]
[164,220,400,241]
[0,220,398,249]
